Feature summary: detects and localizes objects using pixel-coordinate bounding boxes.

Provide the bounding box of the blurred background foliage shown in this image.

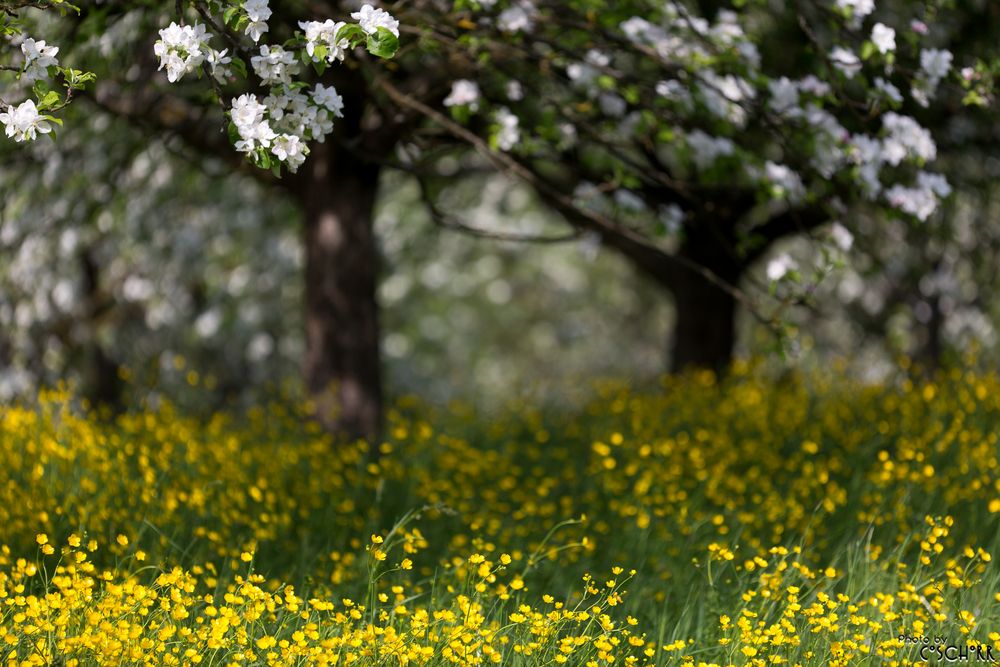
[0,123,674,406]
[3,105,999,409]
[1,0,999,411]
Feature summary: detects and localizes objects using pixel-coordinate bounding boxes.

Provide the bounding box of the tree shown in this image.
[0,1,95,139]
[4,1,407,437]
[378,0,996,372]
[2,0,995,433]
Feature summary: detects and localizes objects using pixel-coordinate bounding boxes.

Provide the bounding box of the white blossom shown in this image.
[764,161,805,202]
[497,1,536,33]
[613,189,646,212]
[244,0,272,42]
[885,172,950,221]
[881,112,936,165]
[206,49,232,83]
[921,48,953,81]
[699,72,754,126]
[298,20,349,62]
[918,171,952,198]
[871,23,895,54]
[767,253,798,282]
[351,4,400,37]
[797,75,831,97]
[272,133,306,170]
[885,185,936,220]
[686,130,735,169]
[231,94,266,129]
[830,46,862,78]
[251,45,298,85]
[874,77,902,104]
[443,80,481,110]
[655,79,694,111]
[0,100,52,142]
[230,94,277,153]
[911,51,951,107]
[621,16,655,42]
[312,84,344,118]
[849,134,884,197]
[829,223,854,251]
[494,107,520,151]
[768,77,800,115]
[154,22,210,83]
[835,0,875,28]
[850,134,883,165]
[20,38,59,83]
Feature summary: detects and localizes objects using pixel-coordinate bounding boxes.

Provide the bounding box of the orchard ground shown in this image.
[1,363,999,666]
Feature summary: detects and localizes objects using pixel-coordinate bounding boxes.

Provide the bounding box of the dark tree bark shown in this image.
[296,141,383,441]
[669,268,739,374]
[668,234,743,374]
[80,248,123,412]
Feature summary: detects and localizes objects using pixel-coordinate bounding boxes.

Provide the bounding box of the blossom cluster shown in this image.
[0,99,52,142]
[19,37,60,83]
[154,1,399,172]
[1,33,73,143]
[153,22,215,83]
[447,0,962,246]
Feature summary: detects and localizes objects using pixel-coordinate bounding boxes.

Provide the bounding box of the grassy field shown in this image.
[1,364,999,665]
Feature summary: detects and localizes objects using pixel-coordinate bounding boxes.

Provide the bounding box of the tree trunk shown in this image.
[80,248,123,412]
[298,142,383,441]
[670,271,738,374]
[668,234,742,374]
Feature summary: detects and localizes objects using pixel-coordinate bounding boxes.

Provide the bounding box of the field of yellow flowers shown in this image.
[1,363,999,666]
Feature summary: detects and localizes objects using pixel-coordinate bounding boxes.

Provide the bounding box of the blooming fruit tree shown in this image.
[0,1,95,142]
[0,0,995,435]
[151,1,400,173]
[400,0,996,369]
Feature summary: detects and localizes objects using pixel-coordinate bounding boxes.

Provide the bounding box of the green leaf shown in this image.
[366,27,399,59]
[335,24,367,48]
[230,56,247,79]
[962,90,986,107]
[36,90,63,111]
[255,147,272,170]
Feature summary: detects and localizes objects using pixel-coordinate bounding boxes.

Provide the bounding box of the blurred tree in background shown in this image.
[0,0,996,437]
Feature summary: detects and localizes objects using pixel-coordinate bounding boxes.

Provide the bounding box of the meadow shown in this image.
[1,362,998,666]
